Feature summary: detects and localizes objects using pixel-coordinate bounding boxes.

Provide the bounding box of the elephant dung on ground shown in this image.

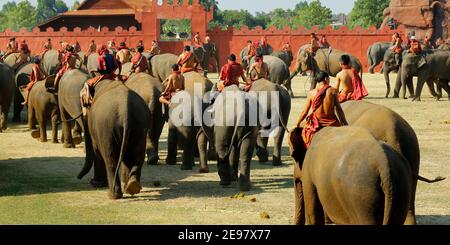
[248,55,293,97]
[367,42,392,74]
[125,73,164,165]
[248,78,291,166]
[289,126,412,225]
[78,79,150,199]
[341,100,446,225]
[0,63,15,132]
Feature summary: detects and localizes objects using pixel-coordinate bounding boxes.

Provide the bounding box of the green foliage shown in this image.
[0,1,36,31]
[348,0,390,29]
[71,1,80,10]
[36,0,68,23]
[291,0,333,29]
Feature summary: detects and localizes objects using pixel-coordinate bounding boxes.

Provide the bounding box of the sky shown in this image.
[1,0,356,14]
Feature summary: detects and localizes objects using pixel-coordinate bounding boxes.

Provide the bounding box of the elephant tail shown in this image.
[112,117,130,193]
[367,45,374,67]
[418,175,446,183]
[379,162,395,225]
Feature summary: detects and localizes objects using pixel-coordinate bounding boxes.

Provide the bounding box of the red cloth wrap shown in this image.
[220,61,243,87]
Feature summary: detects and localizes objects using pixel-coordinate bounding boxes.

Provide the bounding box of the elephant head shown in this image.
[401,53,427,82]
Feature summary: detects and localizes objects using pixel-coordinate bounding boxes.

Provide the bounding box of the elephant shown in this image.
[437,44,450,51]
[382,49,438,99]
[290,45,363,90]
[2,53,22,69]
[166,71,213,171]
[12,63,33,122]
[125,73,165,165]
[58,69,88,148]
[78,79,150,199]
[193,43,220,77]
[19,77,59,143]
[206,85,258,191]
[41,50,62,76]
[271,51,294,68]
[289,126,413,225]
[240,44,273,62]
[0,63,15,132]
[367,42,392,74]
[246,55,293,97]
[147,53,178,83]
[248,78,291,166]
[86,53,99,74]
[401,50,450,101]
[341,100,446,225]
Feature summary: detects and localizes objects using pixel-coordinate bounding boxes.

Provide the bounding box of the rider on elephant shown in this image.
[319,35,330,48]
[193,32,203,50]
[336,55,368,103]
[282,41,293,54]
[244,40,257,65]
[217,54,247,92]
[50,45,82,92]
[3,37,19,60]
[390,32,403,65]
[86,40,97,57]
[408,37,422,55]
[13,40,31,71]
[159,64,185,106]
[73,41,82,53]
[424,35,432,48]
[128,45,148,77]
[40,38,52,59]
[116,41,132,66]
[107,39,116,53]
[247,53,269,91]
[177,45,198,74]
[296,71,348,149]
[148,40,161,61]
[260,36,268,50]
[308,33,320,56]
[22,57,45,106]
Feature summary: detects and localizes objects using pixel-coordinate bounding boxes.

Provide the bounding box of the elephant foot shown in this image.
[147,154,159,165]
[180,164,193,171]
[412,97,421,102]
[89,178,108,188]
[272,156,282,166]
[219,179,231,187]
[199,167,209,173]
[231,173,238,182]
[72,136,83,145]
[109,191,123,200]
[256,148,269,163]
[408,95,415,99]
[39,138,48,143]
[63,143,75,149]
[31,130,40,139]
[239,179,251,192]
[392,94,399,98]
[51,139,59,144]
[125,177,142,196]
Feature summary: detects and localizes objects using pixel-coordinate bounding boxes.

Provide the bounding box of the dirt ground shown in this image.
[0,73,449,225]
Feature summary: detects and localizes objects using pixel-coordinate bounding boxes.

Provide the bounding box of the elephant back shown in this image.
[42,50,61,75]
[3,53,21,68]
[86,53,99,74]
[15,63,33,87]
[150,53,178,83]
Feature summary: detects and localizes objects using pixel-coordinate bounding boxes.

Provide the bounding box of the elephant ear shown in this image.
[288,127,307,169]
[417,56,427,69]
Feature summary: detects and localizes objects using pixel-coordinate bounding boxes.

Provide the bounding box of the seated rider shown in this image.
[193,32,203,50]
[247,53,269,91]
[244,40,257,66]
[217,54,247,92]
[177,46,199,74]
[127,45,148,78]
[40,38,52,59]
[13,40,31,71]
[73,41,82,53]
[336,54,368,103]
[159,64,185,106]
[22,57,45,106]
[308,33,320,56]
[408,37,422,55]
[148,40,161,61]
[3,37,19,60]
[389,32,403,65]
[86,40,97,57]
[116,42,132,66]
[319,35,330,48]
[50,45,82,92]
[296,71,348,149]
[282,41,293,54]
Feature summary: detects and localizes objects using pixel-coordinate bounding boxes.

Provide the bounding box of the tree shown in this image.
[292,0,333,28]
[36,0,68,23]
[266,8,295,29]
[348,0,390,29]
[71,1,80,10]
[9,1,37,31]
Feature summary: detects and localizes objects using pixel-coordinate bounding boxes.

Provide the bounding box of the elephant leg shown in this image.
[180,128,195,170]
[125,164,143,196]
[272,128,285,166]
[255,132,269,163]
[72,120,83,145]
[413,77,426,101]
[38,114,48,143]
[368,64,376,74]
[383,69,391,98]
[304,183,325,225]
[229,146,239,182]
[404,180,418,225]
[437,80,450,100]
[166,123,178,165]
[425,80,438,98]
[407,78,415,99]
[217,155,231,186]
[294,165,305,225]
[104,156,123,200]
[393,69,402,98]
[61,110,75,148]
[197,130,209,173]
[13,89,23,122]
[238,131,257,191]
[436,82,443,100]
[285,76,294,97]
[50,110,59,144]
[208,137,217,161]
[147,118,164,165]
[401,76,411,99]
[28,104,36,131]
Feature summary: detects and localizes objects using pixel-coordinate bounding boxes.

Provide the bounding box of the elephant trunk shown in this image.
[383,67,391,98]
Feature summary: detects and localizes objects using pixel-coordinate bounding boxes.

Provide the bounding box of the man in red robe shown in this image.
[22,57,45,106]
[177,46,198,74]
[218,54,247,91]
[296,71,348,148]
[336,55,368,103]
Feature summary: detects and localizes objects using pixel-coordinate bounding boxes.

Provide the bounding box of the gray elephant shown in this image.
[41,50,62,76]
[125,73,165,165]
[247,55,293,97]
[0,63,15,132]
[208,85,258,191]
[193,43,220,77]
[367,42,391,74]
[166,71,213,171]
[248,78,291,166]
[401,51,450,101]
[269,51,293,69]
[382,49,438,99]
[19,77,59,143]
[289,126,412,225]
[290,45,362,90]
[86,53,99,75]
[2,53,22,69]
[78,79,150,199]
[12,63,33,122]
[341,100,445,225]
[148,53,178,83]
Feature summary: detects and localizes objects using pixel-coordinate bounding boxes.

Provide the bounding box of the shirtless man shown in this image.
[336,54,368,103]
[248,54,269,86]
[40,38,52,58]
[4,37,18,59]
[86,40,97,57]
[309,33,320,55]
[177,46,198,73]
[296,71,348,148]
[159,64,185,106]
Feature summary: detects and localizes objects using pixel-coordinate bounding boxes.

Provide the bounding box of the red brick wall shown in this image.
[0,25,403,73]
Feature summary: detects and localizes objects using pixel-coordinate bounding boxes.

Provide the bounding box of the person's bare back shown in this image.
[308,84,339,116]
[336,68,354,93]
[167,73,185,93]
